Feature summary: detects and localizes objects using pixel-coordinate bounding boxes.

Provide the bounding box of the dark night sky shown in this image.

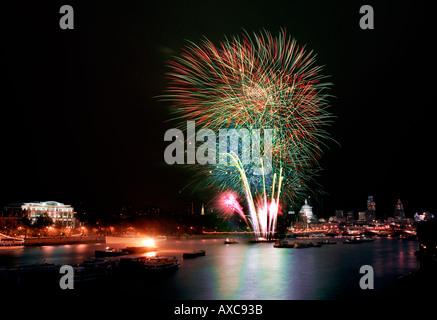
[2,1,436,218]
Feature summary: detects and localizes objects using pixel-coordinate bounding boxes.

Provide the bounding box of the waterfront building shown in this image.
[1,203,27,221]
[414,211,434,222]
[21,201,76,228]
[328,216,338,222]
[347,211,354,222]
[367,196,376,211]
[330,210,345,223]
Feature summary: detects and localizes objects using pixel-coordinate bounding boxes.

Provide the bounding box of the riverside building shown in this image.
[21,201,76,228]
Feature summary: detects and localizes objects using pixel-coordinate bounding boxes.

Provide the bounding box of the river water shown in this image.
[0,237,419,299]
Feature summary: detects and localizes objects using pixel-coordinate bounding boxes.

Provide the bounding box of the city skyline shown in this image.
[1,194,427,225]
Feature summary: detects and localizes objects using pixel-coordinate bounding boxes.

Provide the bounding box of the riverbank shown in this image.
[24,235,106,246]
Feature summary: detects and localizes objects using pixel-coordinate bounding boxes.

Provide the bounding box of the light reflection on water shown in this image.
[0,238,418,299]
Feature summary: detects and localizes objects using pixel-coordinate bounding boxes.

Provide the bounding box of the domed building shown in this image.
[300,199,314,221]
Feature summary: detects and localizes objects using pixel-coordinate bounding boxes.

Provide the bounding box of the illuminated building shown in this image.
[330,210,345,223]
[299,199,314,222]
[394,199,405,219]
[367,196,376,211]
[364,196,376,222]
[21,201,76,228]
[414,211,434,222]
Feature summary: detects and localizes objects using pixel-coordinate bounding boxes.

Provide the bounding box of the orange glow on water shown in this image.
[141,238,155,247]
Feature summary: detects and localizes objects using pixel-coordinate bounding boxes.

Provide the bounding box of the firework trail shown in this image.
[221,191,246,223]
[224,152,283,238]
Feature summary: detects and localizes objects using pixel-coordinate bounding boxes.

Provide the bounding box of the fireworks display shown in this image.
[163,29,335,237]
[224,152,284,238]
[221,191,246,222]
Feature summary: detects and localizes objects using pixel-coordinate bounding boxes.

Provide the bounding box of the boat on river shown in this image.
[358,235,374,242]
[154,235,167,242]
[0,238,24,249]
[307,242,322,248]
[343,237,364,244]
[274,240,321,248]
[124,245,157,254]
[75,258,117,282]
[399,233,417,240]
[224,238,238,244]
[274,240,295,248]
[317,239,337,245]
[95,247,129,258]
[183,250,206,258]
[119,256,180,272]
[249,237,277,243]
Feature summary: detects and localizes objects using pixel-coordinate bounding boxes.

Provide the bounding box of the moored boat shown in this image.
[343,237,364,244]
[154,235,167,242]
[75,258,116,283]
[95,247,129,258]
[399,233,417,240]
[224,238,238,244]
[0,238,24,249]
[249,237,277,243]
[358,235,374,242]
[119,256,180,272]
[82,258,117,268]
[273,240,295,248]
[307,242,322,248]
[317,239,337,245]
[274,240,321,248]
[294,242,309,248]
[124,245,157,254]
[183,250,206,258]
